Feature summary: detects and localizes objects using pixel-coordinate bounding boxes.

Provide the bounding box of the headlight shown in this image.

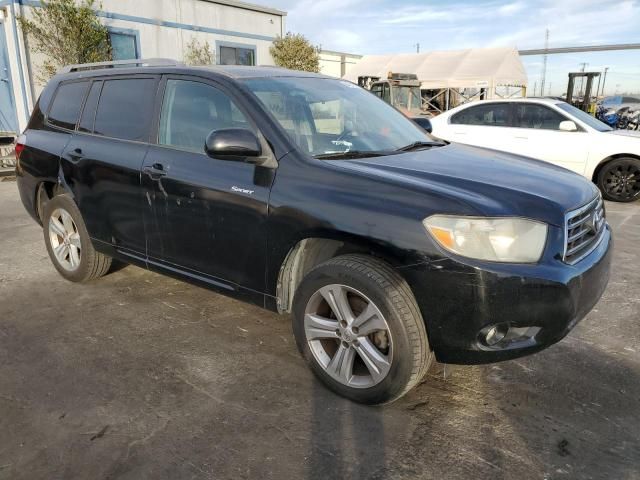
[423,215,548,263]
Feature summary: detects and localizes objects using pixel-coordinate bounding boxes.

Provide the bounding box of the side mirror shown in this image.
[205,128,262,160]
[412,117,433,134]
[559,120,578,132]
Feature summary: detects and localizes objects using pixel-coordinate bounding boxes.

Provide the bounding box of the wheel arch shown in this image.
[34,179,69,223]
[591,153,640,183]
[275,234,406,314]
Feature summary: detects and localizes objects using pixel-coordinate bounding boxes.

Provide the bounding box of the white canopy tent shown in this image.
[344,47,528,111]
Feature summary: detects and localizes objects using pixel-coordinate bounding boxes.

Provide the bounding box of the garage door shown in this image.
[0,18,18,134]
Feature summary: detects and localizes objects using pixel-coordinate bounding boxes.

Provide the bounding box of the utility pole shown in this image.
[532,81,537,97]
[548,82,552,96]
[601,67,609,96]
[415,43,420,53]
[540,29,549,98]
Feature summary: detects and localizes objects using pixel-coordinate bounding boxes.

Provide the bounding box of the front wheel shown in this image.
[597,157,640,202]
[292,254,432,404]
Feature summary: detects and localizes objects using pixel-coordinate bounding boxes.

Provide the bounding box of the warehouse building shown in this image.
[0,0,286,134]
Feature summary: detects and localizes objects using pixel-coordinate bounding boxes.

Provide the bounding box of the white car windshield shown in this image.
[555,102,613,132]
[241,77,433,158]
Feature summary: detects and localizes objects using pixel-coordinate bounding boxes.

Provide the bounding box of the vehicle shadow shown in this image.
[305,335,640,480]
[308,380,388,480]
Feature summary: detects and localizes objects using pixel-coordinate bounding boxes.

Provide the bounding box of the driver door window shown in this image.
[159,79,253,152]
[513,104,566,130]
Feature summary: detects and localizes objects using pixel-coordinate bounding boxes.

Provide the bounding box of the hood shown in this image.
[334,143,599,227]
[607,129,640,138]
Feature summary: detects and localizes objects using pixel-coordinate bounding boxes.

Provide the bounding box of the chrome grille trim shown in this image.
[563,195,607,265]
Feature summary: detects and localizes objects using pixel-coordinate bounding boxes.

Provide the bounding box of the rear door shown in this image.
[142,76,272,293]
[61,75,159,256]
[446,102,514,151]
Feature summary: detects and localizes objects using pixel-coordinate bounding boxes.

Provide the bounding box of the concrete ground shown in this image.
[0,179,638,480]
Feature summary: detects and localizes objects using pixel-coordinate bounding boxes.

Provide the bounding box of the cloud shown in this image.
[251,0,640,93]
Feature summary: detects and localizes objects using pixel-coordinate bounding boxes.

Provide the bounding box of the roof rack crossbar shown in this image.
[58,58,183,74]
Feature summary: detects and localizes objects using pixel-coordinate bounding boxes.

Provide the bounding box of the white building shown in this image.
[0,0,286,134]
[318,50,361,79]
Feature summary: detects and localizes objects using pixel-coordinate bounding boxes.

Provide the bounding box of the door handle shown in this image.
[514,135,528,139]
[143,163,167,178]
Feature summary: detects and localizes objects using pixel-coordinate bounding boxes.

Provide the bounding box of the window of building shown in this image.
[109,31,139,60]
[451,103,511,127]
[159,79,253,152]
[93,78,157,141]
[219,45,255,66]
[48,81,89,130]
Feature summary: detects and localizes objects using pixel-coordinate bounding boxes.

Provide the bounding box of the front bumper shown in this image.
[398,225,612,364]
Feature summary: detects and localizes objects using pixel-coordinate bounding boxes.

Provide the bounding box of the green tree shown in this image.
[18,0,111,82]
[183,37,215,66]
[269,32,320,73]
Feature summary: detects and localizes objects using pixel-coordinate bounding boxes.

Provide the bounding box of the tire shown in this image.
[597,157,640,203]
[292,254,432,405]
[43,193,112,282]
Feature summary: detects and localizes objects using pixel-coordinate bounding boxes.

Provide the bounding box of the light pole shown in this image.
[601,67,609,96]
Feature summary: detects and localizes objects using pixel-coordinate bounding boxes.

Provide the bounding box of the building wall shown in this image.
[0,0,286,133]
[319,50,362,79]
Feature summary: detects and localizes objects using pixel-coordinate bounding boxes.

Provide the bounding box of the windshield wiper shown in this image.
[396,141,446,152]
[314,150,396,160]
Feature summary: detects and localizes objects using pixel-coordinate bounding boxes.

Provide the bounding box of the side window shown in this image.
[48,82,89,130]
[159,79,254,152]
[382,84,390,103]
[513,104,567,130]
[370,84,382,99]
[451,103,510,127]
[78,81,102,133]
[93,78,157,141]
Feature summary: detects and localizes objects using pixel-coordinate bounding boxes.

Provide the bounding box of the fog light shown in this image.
[484,324,508,346]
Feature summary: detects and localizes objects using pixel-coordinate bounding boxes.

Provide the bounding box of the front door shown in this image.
[508,102,590,175]
[0,19,18,134]
[143,76,272,294]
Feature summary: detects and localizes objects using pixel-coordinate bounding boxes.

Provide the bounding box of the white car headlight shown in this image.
[423,215,548,263]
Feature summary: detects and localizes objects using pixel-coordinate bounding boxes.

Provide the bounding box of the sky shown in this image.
[252,0,640,95]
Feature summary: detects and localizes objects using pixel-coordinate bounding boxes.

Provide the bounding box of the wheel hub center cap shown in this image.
[341,328,356,342]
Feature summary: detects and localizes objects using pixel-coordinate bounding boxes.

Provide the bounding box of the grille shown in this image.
[564,195,606,265]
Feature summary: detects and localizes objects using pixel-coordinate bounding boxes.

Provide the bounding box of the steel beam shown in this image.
[519,44,640,56]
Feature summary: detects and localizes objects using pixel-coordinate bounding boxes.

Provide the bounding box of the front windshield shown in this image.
[241,77,431,157]
[555,102,613,132]
[394,86,422,112]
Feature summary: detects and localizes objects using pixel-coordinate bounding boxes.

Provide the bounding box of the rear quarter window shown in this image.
[47,81,89,130]
[93,78,157,142]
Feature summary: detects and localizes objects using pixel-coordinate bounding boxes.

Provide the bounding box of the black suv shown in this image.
[16,60,611,404]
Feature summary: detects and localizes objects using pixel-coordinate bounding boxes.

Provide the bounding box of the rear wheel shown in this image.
[292,254,432,404]
[43,194,112,282]
[597,157,640,202]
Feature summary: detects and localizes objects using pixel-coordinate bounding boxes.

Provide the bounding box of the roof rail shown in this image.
[58,58,183,74]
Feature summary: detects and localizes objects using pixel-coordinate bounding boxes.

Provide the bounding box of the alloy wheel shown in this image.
[603,161,640,201]
[304,284,392,388]
[48,208,81,271]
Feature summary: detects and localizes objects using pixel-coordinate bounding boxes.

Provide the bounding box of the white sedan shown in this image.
[429,98,640,202]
